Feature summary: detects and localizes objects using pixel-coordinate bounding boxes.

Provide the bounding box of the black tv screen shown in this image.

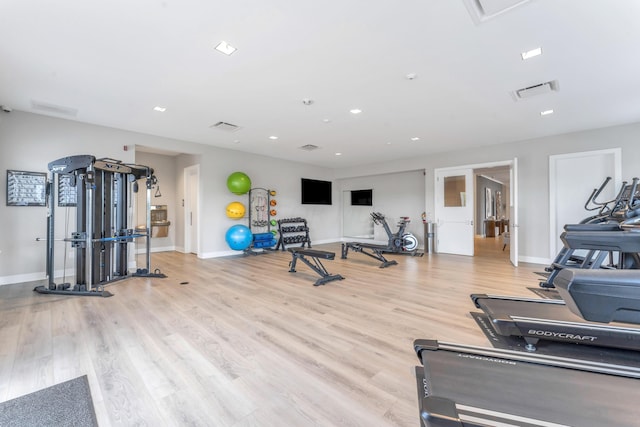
[301,178,332,205]
[351,189,372,206]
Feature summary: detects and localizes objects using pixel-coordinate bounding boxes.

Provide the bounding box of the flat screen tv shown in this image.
[351,189,372,206]
[301,178,332,205]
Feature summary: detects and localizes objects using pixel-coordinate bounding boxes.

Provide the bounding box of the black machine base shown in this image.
[33,285,113,298]
[132,268,168,278]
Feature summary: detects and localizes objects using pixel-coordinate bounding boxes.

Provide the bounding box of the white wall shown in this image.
[0,111,340,283]
[0,112,136,284]
[337,170,426,246]
[334,122,640,264]
[5,109,640,283]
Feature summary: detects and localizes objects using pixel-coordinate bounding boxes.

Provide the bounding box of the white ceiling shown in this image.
[2,0,640,168]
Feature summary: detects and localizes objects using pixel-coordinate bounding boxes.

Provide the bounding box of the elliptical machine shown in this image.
[370,212,423,256]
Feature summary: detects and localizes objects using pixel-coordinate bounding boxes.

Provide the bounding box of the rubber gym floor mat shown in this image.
[470,311,640,367]
[526,286,562,299]
[0,375,98,427]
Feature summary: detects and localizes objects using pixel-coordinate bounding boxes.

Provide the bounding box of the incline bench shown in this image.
[288,248,345,286]
[341,242,398,268]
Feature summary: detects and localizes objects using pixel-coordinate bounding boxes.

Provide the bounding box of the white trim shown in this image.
[184,164,200,256]
[135,246,176,254]
[0,272,46,286]
[0,267,74,286]
[518,255,550,266]
[436,159,513,171]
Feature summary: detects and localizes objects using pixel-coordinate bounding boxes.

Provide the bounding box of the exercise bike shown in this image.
[370,212,423,256]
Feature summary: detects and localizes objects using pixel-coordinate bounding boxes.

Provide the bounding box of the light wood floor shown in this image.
[0,236,541,426]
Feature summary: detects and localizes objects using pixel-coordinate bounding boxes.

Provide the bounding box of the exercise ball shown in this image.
[226,201,246,219]
[225,224,253,250]
[227,172,252,195]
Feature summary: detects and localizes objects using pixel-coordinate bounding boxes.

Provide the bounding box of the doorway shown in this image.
[435,159,518,266]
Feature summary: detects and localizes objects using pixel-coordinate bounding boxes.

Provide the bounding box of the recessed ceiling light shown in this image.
[322,118,331,123]
[521,47,542,60]
[350,109,362,114]
[410,137,420,141]
[386,142,392,145]
[335,152,342,156]
[540,109,554,116]
[153,106,166,112]
[233,140,241,144]
[215,41,237,55]
[269,135,278,140]
[406,73,417,80]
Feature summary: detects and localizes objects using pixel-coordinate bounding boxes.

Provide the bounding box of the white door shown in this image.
[549,149,621,260]
[435,168,474,256]
[510,158,519,266]
[184,165,199,255]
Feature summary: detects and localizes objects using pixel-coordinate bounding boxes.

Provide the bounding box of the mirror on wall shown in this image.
[444,175,466,207]
[342,190,374,239]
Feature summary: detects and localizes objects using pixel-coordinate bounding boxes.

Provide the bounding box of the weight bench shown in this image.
[288,248,345,286]
[341,242,398,268]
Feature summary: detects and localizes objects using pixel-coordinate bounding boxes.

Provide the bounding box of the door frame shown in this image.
[183,164,200,255]
[434,158,518,265]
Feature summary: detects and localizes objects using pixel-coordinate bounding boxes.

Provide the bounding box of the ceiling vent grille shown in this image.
[512,80,559,101]
[210,121,240,132]
[299,144,319,151]
[31,100,78,117]
[463,0,531,24]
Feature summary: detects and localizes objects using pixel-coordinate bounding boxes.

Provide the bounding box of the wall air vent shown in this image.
[31,100,78,117]
[299,144,319,151]
[210,121,241,132]
[463,0,531,24]
[512,80,559,101]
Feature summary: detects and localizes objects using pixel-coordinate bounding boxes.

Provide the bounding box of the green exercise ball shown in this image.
[227,172,252,195]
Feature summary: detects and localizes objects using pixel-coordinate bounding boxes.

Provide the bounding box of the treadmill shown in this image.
[538,177,640,288]
[472,268,640,352]
[413,339,640,426]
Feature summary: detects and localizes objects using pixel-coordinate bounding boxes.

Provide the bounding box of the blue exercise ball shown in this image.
[225,224,253,250]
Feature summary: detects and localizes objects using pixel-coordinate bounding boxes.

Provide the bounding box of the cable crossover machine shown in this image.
[34,155,166,297]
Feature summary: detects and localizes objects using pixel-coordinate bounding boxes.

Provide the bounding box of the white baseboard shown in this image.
[0,267,77,286]
[518,255,550,266]
[135,246,176,254]
[0,272,46,286]
[199,250,241,259]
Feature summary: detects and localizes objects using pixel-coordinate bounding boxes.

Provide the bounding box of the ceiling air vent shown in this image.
[31,100,78,117]
[210,121,240,132]
[512,80,559,101]
[299,144,319,151]
[463,0,531,24]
